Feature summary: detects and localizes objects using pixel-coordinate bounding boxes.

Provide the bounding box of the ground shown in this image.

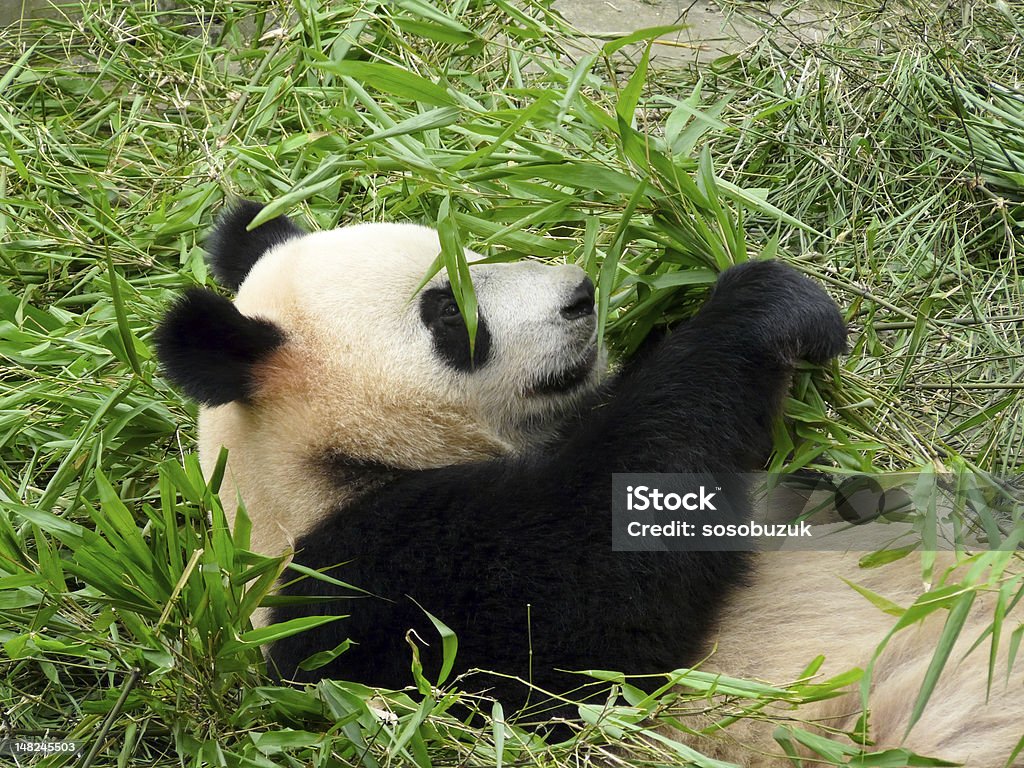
[555,0,829,63]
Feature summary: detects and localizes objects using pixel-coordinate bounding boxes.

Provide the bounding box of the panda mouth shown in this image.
[526,347,598,397]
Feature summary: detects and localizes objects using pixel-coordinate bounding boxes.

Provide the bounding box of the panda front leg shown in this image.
[566,260,847,476]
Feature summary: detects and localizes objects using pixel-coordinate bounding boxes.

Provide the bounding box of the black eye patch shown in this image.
[419,286,491,372]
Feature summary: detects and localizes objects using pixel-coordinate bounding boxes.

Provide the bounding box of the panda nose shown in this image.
[560,277,596,321]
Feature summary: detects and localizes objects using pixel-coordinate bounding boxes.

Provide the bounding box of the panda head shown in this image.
[155,202,603,552]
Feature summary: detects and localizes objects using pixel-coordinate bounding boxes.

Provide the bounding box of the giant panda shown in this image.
[155,202,1022,765]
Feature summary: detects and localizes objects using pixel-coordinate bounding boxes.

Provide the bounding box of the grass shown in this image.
[0,0,1021,766]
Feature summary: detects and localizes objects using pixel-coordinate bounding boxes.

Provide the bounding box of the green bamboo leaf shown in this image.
[391,693,434,755]
[94,472,154,572]
[713,176,822,236]
[667,667,791,698]
[451,92,557,171]
[616,42,652,125]
[985,577,1016,695]
[858,545,916,569]
[349,106,462,147]
[0,41,36,94]
[249,177,340,229]
[897,297,933,388]
[847,747,959,766]
[621,269,716,290]
[315,60,456,106]
[906,591,976,735]
[436,196,479,358]
[696,145,739,268]
[602,24,688,56]
[280,561,370,594]
[840,576,906,616]
[11,504,85,540]
[394,17,476,44]
[297,639,352,672]
[226,614,345,652]
[1007,623,1023,680]
[665,86,731,156]
[394,0,471,33]
[472,161,641,197]
[557,53,598,121]
[1006,731,1024,767]
[778,724,858,762]
[455,210,571,258]
[597,179,648,346]
[105,253,143,376]
[416,602,458,687]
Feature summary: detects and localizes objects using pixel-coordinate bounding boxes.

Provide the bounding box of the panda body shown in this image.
[157,201,844,703]
[156,203,1022,763]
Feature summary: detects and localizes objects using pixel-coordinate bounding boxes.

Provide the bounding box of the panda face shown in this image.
[163,211,603,554]
[417,259,601,439]
[232,222,603,445]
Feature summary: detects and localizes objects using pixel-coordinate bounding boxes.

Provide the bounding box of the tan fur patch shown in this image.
[671,550,1024,766]
[250,343,309,400]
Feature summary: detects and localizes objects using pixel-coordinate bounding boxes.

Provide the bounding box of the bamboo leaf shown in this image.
[905,591,976,735]
[316,60,456,106]
[602,24,689,56]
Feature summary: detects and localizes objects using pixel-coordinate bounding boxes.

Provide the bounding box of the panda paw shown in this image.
[709,261,848,365]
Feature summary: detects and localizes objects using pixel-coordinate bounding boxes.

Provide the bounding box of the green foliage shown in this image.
[700,1,1024,475]
[0,0,1022,765]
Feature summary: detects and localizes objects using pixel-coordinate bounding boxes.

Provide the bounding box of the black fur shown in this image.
[206,200,304,291]
[419,285,492,371]
[560,276,595,320]
[264,260,848,715]
[153,287,285,406]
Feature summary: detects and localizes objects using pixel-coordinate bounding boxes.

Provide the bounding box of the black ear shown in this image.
[206,200,304,291]
[154,287,286,406]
